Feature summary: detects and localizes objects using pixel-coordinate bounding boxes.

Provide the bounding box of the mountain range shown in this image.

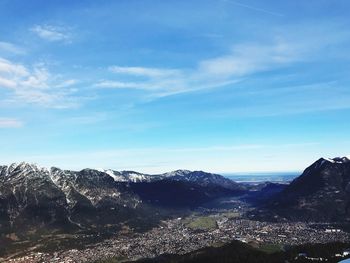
[0,162,244,237]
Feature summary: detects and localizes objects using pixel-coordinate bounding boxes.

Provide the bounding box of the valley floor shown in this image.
[3,205,349,263]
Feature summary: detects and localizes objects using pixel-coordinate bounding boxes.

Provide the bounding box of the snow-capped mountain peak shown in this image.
[319,156,350,165]
[3,162,48,177]
[162,169,191,177]
[332,156,350,163]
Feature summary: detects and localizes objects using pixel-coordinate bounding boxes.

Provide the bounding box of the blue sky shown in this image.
[0,0,350,173]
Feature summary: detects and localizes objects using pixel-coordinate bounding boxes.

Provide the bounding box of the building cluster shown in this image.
[3,213,349,263]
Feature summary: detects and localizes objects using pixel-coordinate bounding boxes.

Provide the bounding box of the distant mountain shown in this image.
[0,162,244,237]
[163,170,245,191]
[98,169,164,183]
[125,170,245,208]
[264,157,350,222]
[0,162,141,235]
[99,169,244,191]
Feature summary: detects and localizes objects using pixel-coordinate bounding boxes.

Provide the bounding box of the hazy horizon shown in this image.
[0,159,302,175]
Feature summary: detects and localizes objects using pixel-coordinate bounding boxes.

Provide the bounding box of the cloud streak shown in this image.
[109,66,181,78]
[96,21,350,104]
[31,24,71,42]
[223,0,284,17]
[96,39,301,97]
[0,118,23,128]
[0,41,25,55]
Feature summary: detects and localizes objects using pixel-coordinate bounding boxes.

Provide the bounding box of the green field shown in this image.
[186,216,218,230]
[220,211,240,219]
[93,257,127,263]
[258,243,284,254]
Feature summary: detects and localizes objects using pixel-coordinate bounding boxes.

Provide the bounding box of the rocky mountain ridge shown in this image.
[264,156,350,222]
[0,162,243,235]
[98,168,243,190]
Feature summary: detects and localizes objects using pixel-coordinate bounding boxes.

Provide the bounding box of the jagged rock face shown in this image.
[164,170,245,191]
[0,163,140,234]
[267,157,350,222]
[50,167,138,208]
[100,170,165,183]
[100,169,245,191]
[0,163,68,230]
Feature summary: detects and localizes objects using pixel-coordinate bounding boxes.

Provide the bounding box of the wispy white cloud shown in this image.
[197,42,299,77]
[55,79,78,88]
[96,39,301,97]
[97,20,350,101]
[31,24,71,42]
[0,57,79,108]
[0,41,25,55]
[223,0,284,17]
[97,80,150,89]
[0,58,28,76]
[0,118,23,128]
[0,76,17,88]
[109,66,181,78]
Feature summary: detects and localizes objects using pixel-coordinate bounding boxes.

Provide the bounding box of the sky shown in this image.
[0,0,350,173]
